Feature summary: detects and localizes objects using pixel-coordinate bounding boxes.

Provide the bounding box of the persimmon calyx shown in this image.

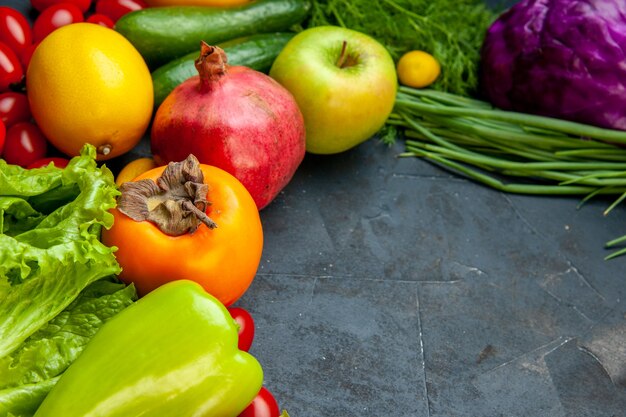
[117,154,217,236]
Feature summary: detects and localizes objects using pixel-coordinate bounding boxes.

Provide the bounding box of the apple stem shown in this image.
[336,40,348,68]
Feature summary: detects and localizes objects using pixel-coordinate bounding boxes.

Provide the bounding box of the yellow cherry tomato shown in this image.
[396,50,441,89]
[115,157,158,186]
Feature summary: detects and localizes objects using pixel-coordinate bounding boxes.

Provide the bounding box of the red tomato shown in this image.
[85,13,115,28]
[0,7,32,55]
[95,0,147,23]
[33,3,84,43]
[27,156,70,168]
[0,119,6,155]
[30,0,92,13]
[0,42,22,92]
[238,387,281,417]
[228,307,255,352]
[19,41,38,70]
[0,92,31,127]
[3,121,47,167]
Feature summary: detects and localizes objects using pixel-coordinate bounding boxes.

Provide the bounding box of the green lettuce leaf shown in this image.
[0,279,137,417]
[0,145,121,358]
[0,378,58,417]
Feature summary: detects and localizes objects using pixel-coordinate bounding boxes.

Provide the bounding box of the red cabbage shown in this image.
[480,0,626,131]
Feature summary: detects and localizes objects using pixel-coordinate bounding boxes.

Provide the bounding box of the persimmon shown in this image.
[101,155,263,306]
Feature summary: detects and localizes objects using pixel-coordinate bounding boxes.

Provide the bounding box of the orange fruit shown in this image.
[26,23,153,160]
[396,50,441,89]
[115,157,158,186]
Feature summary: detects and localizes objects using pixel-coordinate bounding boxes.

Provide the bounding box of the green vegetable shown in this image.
[390,87,626,192]
[389,88,626,258]
[389,87,626,259]
[389,86,626,197]
[152,32,296,108]
[115,0,311,68]
[305,0,496,96]
[0,145,120,359]
[0,379,57,417]
[0,279,136,417]
[34,280,263,417]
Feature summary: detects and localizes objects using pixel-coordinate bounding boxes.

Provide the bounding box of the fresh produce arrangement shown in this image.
[1,278,136,416]
[306,0,496,96]
[151,32,295,107]
[151,41,306,209]
[33,280,263,417]
[115,0,310,67]
[1,0,626,415]
[0,2,299,415]
[0,146,134,415]
[387,0,626,258]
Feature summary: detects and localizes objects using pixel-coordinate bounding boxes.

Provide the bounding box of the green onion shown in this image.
[390,87,626,259]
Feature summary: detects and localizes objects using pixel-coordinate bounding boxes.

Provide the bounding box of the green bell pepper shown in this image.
[33,280,263,417]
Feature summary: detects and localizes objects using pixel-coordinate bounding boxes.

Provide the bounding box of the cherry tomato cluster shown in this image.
[0,89,62,168]
[0,1,149,168]
[29,0,149,34]
[228,307,284,417]
[0,0,146,80]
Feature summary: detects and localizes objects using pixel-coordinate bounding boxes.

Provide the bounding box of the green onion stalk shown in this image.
[387,86,626,259]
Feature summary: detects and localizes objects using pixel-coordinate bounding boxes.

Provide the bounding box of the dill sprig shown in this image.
[305,0,498,97]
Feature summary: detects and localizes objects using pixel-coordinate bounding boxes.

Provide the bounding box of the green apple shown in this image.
[269,26,397,155]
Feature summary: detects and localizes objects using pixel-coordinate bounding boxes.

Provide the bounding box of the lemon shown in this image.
[396,50,441,89]
[27,23,153,160]
[115,157,158,186]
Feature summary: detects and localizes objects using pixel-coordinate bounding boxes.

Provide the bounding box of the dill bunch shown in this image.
[305,0,498,97]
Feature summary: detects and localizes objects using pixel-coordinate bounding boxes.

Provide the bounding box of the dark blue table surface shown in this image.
[5,0,626,416]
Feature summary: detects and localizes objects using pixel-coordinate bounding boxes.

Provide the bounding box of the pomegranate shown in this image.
[151,42,306,210]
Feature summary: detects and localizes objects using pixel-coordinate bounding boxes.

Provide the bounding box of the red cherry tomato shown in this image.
[27,156,70,169]
[33,3,84,43]
[3,121,47,167]
[238,387,281,417]
[0,92,31,127]
[85,13,115,28]
[19,41,38,70]
[95,0,147,23]
[0,119,6,156]
[0,42,22,92]
[0,7,32,56]
[228,307,255,352]
[30,0,92,13]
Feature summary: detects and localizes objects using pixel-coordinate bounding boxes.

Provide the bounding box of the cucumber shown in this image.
[115,0,310,67]
[152,32,295,108]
